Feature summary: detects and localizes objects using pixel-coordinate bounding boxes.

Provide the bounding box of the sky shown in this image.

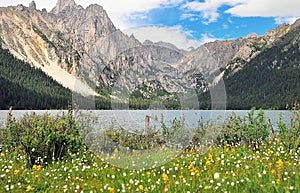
[1,0,300,50]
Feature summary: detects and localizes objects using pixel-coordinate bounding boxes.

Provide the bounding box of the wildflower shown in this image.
[26,185,34,192]
[162,173,168,182]
[214,173,220,179]
[139,185,144,191]
[109,187,115,193]
[188,163,194,170]
[208,153,213,160]
[146,171,151,178]
[276,178,281,184]
[277,159,284,172]
[14,170,19,175]
[32,164,41,171]
[263,170,267,175]
[144,187,149,192]
[271,169,276,175]
[164,183,170,192]
[206,160,211,167]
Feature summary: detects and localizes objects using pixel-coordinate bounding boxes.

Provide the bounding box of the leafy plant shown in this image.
[278,104,300,150]
[1,109,84,167]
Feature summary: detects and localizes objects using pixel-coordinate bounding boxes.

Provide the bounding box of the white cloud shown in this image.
[274,17,299,25]
[123,26,201,50]
[182,0,300,25]
[226,0,300,18]
[182,0,246,24]
[199,33,218,44]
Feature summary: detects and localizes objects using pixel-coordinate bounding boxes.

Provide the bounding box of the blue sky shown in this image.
[1,0,300,49]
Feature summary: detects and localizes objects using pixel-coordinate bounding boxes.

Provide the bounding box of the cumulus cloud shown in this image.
[123,26,201,50]
[182,0,300,25]
[274,17,299,25]
[226,0,300,18]
[182,0,246,24]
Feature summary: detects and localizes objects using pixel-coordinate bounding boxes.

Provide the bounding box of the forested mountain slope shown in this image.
[224,20,300,109]
[0,47,72,109]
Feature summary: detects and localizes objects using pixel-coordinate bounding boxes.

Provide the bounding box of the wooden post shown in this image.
[145,115,150,136]
[268,119,274,134]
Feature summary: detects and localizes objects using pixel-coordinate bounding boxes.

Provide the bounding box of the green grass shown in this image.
[0,139,299,192]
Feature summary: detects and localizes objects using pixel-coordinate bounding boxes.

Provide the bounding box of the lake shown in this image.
[0,109,296,131]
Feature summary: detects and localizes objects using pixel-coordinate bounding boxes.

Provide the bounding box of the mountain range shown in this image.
[0,0,299,110]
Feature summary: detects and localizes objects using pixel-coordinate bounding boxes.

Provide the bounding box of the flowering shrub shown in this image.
[216,108,270,147]
[1,110,83,167]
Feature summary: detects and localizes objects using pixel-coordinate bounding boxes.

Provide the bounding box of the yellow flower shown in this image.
[144,187,149,192]
[32,165,37,171]
[276,178,281,184]
[206,160,211,167]
[139,185,144,191]
[34,174,39,179]
[162,173,169,182]
[268,149,273,156]
[14,169,19,175]
[208,153,213,160]
[188,163,194,170]
[26,185,34,192]
[146,171,151,178]
[164,183,170,192]
[277,159,284,172]
[271,169,276,176]
[179,175,183,180]
[37,165,42,171]
[109,187,115,193]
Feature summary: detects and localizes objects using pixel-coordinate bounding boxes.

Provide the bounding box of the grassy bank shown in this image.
[0,108,299,192]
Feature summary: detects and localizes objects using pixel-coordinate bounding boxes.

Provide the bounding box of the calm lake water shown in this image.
[0,110,296,131]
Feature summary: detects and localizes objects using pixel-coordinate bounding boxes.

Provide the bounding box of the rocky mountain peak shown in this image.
[29,0,36,10]
[52,0,76,14]
[246,32,259,40]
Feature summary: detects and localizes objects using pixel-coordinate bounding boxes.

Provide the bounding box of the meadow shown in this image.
[0,107,299,192]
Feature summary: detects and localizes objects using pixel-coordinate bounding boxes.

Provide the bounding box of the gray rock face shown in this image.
[29,1,36,10]
[143,40,187,64]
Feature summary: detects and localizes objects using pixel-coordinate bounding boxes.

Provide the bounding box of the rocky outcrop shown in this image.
[143,40,187,64]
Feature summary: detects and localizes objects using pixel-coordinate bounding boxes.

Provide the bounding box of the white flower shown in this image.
[32,148,35,152]
[214,173,220,179]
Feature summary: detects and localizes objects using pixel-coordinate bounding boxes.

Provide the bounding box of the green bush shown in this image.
[278,109,300,150]
[1,110,84,167]
[216,108,270,147]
